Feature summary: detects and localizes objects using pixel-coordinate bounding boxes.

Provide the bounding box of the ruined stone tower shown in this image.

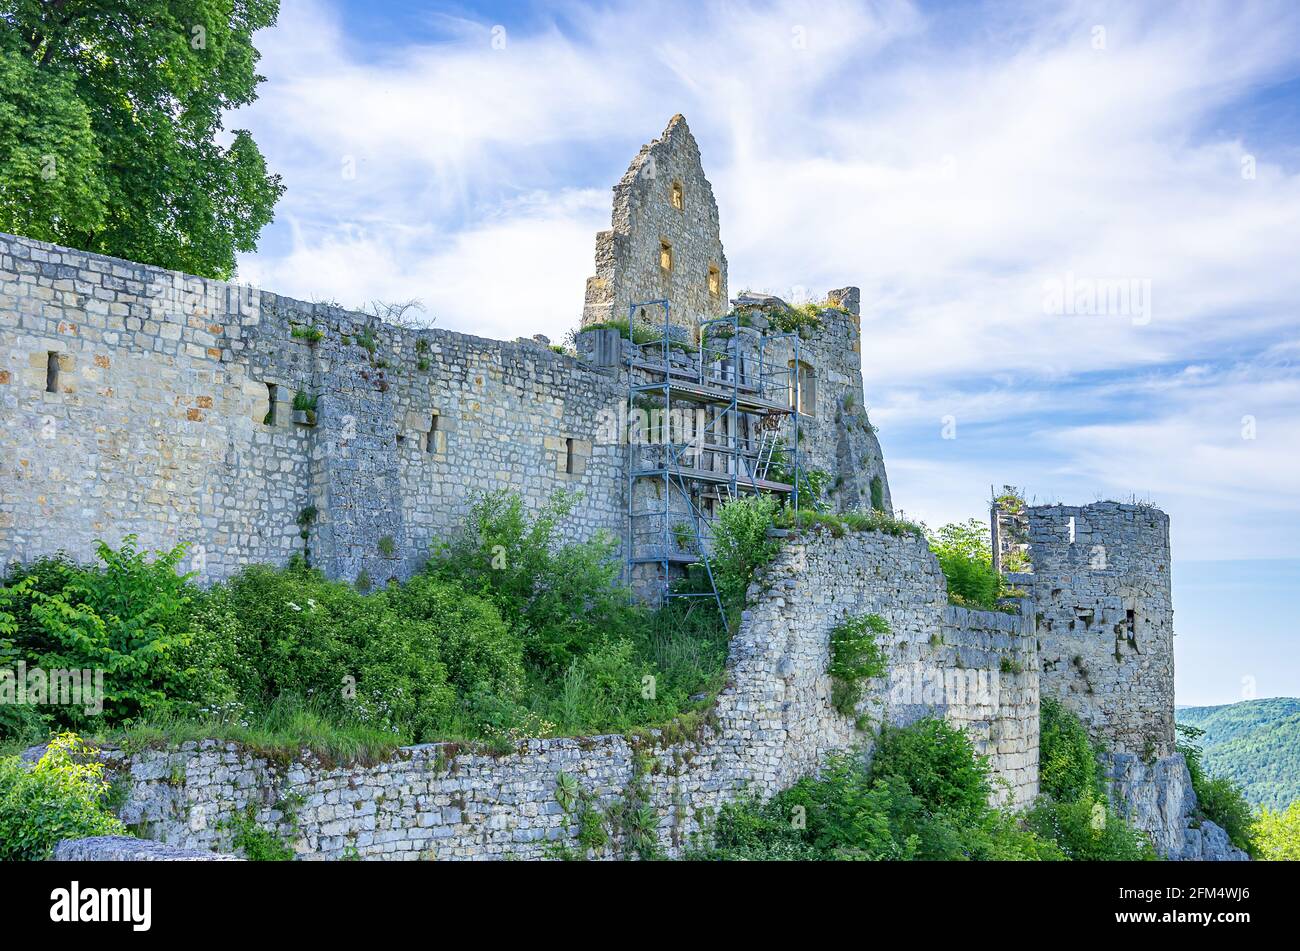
[997,500,1175,758]
[581,115,728,334]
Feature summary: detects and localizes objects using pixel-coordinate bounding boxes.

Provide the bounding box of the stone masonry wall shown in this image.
[92,529,1038,860]
[0,234,627,583]
[0,233,309,579]
[1015,502,1175,758]
[1,232,875,590]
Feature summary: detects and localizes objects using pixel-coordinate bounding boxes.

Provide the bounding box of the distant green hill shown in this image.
[1176,698,1300,810]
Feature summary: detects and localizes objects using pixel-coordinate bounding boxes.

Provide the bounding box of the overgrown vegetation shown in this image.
[1025,700,1156,861]
[1037,698,1103,803]
[688,702,1155,862]
[0,492,732,759]
[689,718,1062,860]
[774,505,924,539]
[827,614,888,718]
[926,519,1023,611]
[0,733,126,860]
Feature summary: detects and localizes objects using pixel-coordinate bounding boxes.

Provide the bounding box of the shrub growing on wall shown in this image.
[197,565,461,741]
[691,720,1064,861]
[426,490,644,675]
[0,733,126,860]
[926,519,1003,609]
[827,613,888,717]
[1038,697,1103,803]
[0,492,733,752]
[1029,699,1157,860]
[709,494,781,615]
[870,718,993,823]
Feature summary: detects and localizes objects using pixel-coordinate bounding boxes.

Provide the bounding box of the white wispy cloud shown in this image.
[232,0,1300,559]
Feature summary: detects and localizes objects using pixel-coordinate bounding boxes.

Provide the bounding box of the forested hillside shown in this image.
[1177,698,1300,810]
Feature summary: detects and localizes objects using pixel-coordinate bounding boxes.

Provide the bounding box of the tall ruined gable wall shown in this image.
[582,115,728,332]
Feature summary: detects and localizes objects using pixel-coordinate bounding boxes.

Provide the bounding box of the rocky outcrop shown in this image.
[1105,753,1249,861]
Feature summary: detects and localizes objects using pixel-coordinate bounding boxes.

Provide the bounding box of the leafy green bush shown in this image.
[927,520,1002,609]
[1,492,732,754]
[197,565,460,741]
[426,491,644,675]
[0,539,205,727]
[1023,798,1156,861]
[870,717,992,822]
[690,722,1063,861]
[1039,697,1103,803]
[709,494,781,615]
[0,733,126,859]
[827,613,888,717]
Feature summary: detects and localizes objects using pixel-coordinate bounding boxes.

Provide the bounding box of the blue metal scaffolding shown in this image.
[624,300,803,614]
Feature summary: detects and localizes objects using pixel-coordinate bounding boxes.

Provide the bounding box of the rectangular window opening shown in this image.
[45,352,59,393]
[788,361,816,417]
[426,413,439,454]
[565,437,575,475]
[264,383,278,426]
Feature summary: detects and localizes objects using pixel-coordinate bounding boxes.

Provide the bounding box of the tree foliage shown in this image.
[1177,698,1300,810]
[1038,697,1103,803]
[0,0,283,277]
[1254,800,1300,861]
[0,732,126,860]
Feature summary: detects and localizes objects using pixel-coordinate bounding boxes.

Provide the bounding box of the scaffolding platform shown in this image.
[624,301,804,614]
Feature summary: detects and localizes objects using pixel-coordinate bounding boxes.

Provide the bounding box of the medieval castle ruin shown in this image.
[0,116,1242,860]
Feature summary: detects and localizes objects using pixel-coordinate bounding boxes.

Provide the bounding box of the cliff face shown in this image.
[1105,753,1249,861]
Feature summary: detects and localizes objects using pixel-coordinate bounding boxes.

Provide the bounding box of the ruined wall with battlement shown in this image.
[72,528,1037,860]
[997,501,1175,758]
[0,234,626,583]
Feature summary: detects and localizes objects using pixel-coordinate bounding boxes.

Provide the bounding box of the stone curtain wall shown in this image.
[582,115,729,333]
[934,606,1039,807]
[0,232,311,578]
[0,231,881,589]
[95,529,1038,860]
[1021,502,1175,757]
[252,292,628,587]
[0,233,628,584]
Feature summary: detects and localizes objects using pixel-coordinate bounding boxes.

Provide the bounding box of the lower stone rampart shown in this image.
[86,528,1039,859]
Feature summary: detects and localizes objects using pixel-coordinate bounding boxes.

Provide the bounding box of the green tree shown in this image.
[0,0,284,278]
[1038,697,1103,803]
[1254,801,1300,861]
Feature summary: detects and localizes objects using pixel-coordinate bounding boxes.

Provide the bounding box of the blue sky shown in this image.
[228,0,1300,705]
